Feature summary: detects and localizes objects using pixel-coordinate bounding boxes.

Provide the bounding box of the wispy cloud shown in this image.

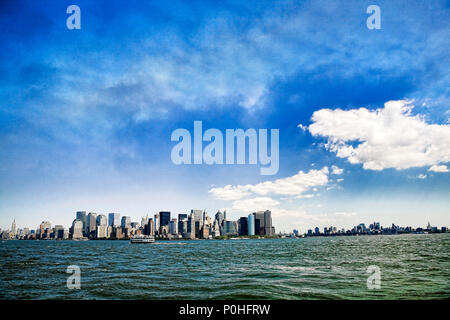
[209,166,335,200]
[428,165,449,173]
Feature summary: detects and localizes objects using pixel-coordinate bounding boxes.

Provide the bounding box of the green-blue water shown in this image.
[1,234,449,299]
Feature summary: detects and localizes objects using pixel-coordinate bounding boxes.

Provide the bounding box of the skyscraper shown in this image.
[11,218,16,236]
[96,214,107,226]
[264,210,272,236]
[215,210,224,227]
[253,211,265,235]
[39,221,51,239]
[87,212,97,236]
[239,217,248,236]
[141,214,148,228]
[190,210,203,238]
[71,219,83,239]
[76,211,87,235]
[96,214,108,239]
[212,219,221,237]
[191,209,202,221]
[178,214,188,235]
[108,213,120,227]
[169,219,178,235]
[159,211,171,227]
[54,225,65,239]
[154,213,160,234]
[248,214,255,236]
[121,216,131,229]
[148,218,155,236]
[186,217,195,239]
[223,220,236,236]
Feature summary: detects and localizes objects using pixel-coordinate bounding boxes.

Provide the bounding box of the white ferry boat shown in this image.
[130,234,155,244]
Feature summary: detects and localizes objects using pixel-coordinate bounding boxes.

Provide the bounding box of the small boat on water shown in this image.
[130,234,155,244]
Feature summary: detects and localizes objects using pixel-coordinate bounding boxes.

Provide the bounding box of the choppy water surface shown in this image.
[1,234,449,299]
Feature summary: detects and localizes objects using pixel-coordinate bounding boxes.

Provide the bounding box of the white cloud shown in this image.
[428,165,449,173]
[208,167,331,201]
[308,100,450,171]
[207,184,252,201]
[331,165,344,175]
[417,174,427,179]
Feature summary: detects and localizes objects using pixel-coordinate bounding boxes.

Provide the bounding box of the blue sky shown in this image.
[0,0,449,232]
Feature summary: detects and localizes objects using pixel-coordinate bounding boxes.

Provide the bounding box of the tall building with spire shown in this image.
[11,218,16,236]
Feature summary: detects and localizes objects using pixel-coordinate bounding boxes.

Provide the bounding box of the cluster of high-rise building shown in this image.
[305,221,448,237]
[1,210,275,240]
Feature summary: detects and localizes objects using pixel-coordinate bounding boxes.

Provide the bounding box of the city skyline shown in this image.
[1,0,449,233]
[1,209,277,240]
[1,209,447,237]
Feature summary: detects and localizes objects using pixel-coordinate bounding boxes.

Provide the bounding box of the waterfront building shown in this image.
[178,215,187,235]
[141,215,148,229]
[314,227,320,235]
[154,213,160,234]
[190,209,203,238]
[253,211,265,235]
[201,224,210,239]
[130,222,138,229]
[11,218,16,236]
[39,221,51,239]
[159,211,171,227]
[54,225,65,239]
[239,217,248,236]
[215,210,224,228]
[148,218,155,236]
[76,211,87,235]
[71,219,84,239]
[87,212,97,236]
[95,215,108,238]
[1,230,9,240]
[112,226,123,239]
[121,216,131,229]
[160,225,169,236]
[223,220,237,236]
[169,219,178,235]
[23,228,30,237]
[186,217,195,239]
[191,209,203,221]
[212,219,221,237]
[264,210,273,236]
[96,224,107,238]
[248,214,255,236]
[97,214,107,226]
[108,213,120,227]
[106,226,113,238]
[203,211,211,226]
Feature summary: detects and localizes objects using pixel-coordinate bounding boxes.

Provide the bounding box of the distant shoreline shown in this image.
[2,232,447,242]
